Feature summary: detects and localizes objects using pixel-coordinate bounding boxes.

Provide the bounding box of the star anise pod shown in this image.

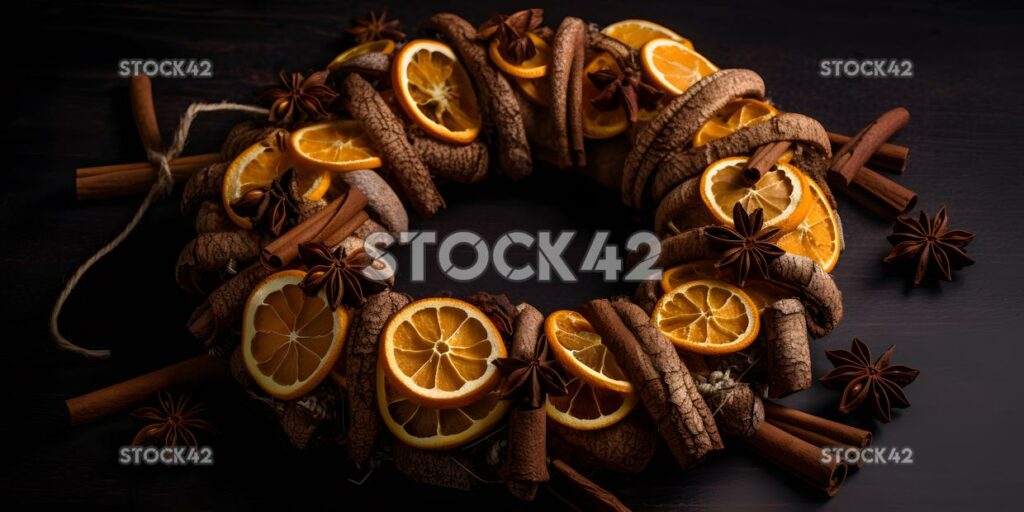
[820,338,920,423]
[476,8,544,64]
[588,67,664,123]
[348,9,405,43]
[883,206,974,286]
[132,392,215,447]
[493,334,567,410]
[261,70,337,125]
[705,203,785,286]
[467,292,517,336]
[252,168,301,236]
[298,241,386,309]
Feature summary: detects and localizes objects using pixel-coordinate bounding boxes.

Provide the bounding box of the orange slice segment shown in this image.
[652,279,760,355]
[288,120,382,173]
[693,98,780,147]
[377,359,510,450]
[776,180,842,272]
[489,32,551,79]
[582,53,628,139]
[699,156,812,232]
[545,310,633,394]
[514,75,552,107]
[381,298,506,408]
[242,270,348,400]
[661,260,788,312]
[602,19,693,50]
[545,374,637,431]
[392,39,481,144]
[222,138,331,229]
[327,39,395,72]
[641,37,718,96]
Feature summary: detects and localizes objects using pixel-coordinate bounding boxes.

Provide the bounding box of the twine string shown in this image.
[50,102,269,359]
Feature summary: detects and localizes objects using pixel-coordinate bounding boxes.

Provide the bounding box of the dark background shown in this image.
[3,0,1022,509]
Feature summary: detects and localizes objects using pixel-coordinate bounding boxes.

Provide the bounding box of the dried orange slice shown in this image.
[545,310,632,393]
[545,375,637,431]
[602,19,693,50]
[652,279,760,354]
[489,32,551,79]
[514,76,552,106]
[641,37,718,96]
[392,39,481,144]
[582,53,628,139]
[377,359,510,450]
[699,156,812,233]
[693,98,779,147]
[242,270,349,400]
[327,39,395,72]
[288,120,382,173]
[776,180,842,272]
[222,138,331,229]
[381,298,506,408]
[661,260,787,312]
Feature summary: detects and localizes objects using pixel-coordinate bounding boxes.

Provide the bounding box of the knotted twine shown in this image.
[50,102,269,359]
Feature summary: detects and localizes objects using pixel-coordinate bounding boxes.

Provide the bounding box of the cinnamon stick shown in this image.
[763,403,871,448]
[129,75,163,153]
[76,153,223,200]
[546,459,630,512]
[745,141,792,183]
[502,304,549,501]
[829,131,908,174]
[767,418,864,467]
[66,354,229,426]
[743,421,848,496]
[762,299,812,399]
[830,107,909,184]
[829,166,918,218]
[260,189,368,268]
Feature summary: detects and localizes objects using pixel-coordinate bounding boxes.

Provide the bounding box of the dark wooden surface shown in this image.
[3,0,1023,509]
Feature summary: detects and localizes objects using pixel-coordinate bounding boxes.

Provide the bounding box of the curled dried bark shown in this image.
[330,51,391,80]
[392,442,481,491]
[346,291,410,468]
[342,73,444,216]
[655,226,719,269]
[706,382,764,438]
[188,263,273,348]
[515,92,561,165]
[548,459,630,512]
[547,414,657,473]
[651,112,831,203]
[762,299,812,398]
[501,304,548,501]
[585,23,637,67]
[220,121,284,161]
[175,229,261,291]
[766,255,843,337]
[580,298,722,469]
[622,69,765,208]
[181,162,227,216]
[335,169,408,233]
[409,131,489,184]
[194,201,235,234]
[424,13,532,179]
[633,279,662,316]
[550,17,586,167]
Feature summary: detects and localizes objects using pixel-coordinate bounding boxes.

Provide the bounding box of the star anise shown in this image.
[883,206,974,286]
[348,9,406,43]
[252,168,301,236]
[132,392,215,447]
[476,8,544,64]
[588,67,664,123]
[493,334,567,409]
[820,338,920,423]
[298,241,386,309]
[467,292,517,336]
[705,203,785,286]
[261,70,337,125]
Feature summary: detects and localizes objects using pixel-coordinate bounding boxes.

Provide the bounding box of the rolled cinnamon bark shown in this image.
[129,75,163,153]
[763,403,871,448]
[710,382,764,438]
[260,189,368,268]
[828,165,918,219]
[548,459,630,512]
[744,421,848,496]
[181,161,228,215]
[768,419,864,468]
[392,442,481,491]
[188,263,273,346]
[335,169,408,234]
[765,254,843,337]
[762,299,812,399]
[409,132,489,184]
[501,304,549,501]
[828,131,908,174]
[76,153,223,201]
[829,107,909,184]
[550,17,587,168]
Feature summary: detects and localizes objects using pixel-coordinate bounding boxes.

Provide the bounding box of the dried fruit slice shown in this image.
[288,120,382,173]
[652,279,760,354]
[602,19,693,50]
[222,138,331,229]
[582,53,628,139]
[641,37,718,96]
[776,180,842,272]
[327,39,395,72]
[377,359,510,450]
[545,310,633,393]
[661,260,788,312]
[489,32,551,79]
[693,98,779,147]
[392,39,481,144]
[514,75,552,106]
[545,375,638,431]
[242,270,348,400]
[381,298,506,408]
[699,156,812,232]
